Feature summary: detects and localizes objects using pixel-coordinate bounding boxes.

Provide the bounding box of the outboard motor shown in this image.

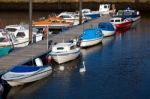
[35,58,43,67]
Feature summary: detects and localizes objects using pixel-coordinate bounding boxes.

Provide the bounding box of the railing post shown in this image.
[29,0,32,44]
[79,0,83,25]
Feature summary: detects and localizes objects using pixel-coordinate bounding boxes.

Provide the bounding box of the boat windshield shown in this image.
[16,32,25,38]
[6,28,17,32]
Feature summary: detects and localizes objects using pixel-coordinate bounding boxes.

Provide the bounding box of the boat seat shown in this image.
[35,58,43,67]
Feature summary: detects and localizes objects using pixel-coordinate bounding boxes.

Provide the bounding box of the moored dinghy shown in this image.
[1,58,52,87]
[48,40,80,64]
[80,28,103,47]
[98,22,116,37]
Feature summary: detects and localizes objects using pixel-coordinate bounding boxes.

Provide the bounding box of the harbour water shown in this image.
[1,12,150,99]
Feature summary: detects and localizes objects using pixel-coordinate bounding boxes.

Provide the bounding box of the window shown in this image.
[110,20,114,22]
[16,32,25,38]
[6,28,17,32]
[57,47,64,50]
[104,5,108,9]
[0,37,7,42]
[60,15,71,18]
[115,20,120,22]
[70,46,75,50]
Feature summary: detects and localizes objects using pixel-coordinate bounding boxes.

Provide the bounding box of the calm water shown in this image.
[1,12,150,99]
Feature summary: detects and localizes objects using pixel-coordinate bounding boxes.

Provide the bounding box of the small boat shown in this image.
[82,9,100,19]
[48,41,80,64]
[1,58,52,87]
[116,7,141,22]
[32,17,73,28]
[0,29,28,48]
[99,4,116,15]
[57,12,88,26]
[98,22,116,37]
[110,17,132,29]
[80,28,103,47]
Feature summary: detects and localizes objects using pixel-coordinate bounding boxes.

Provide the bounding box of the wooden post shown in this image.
[79,0,82,25]
[29,0,32,44]
[47,26,49,50]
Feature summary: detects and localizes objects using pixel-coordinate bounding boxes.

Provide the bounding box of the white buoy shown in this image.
[59,65,65,71]
[35,58,43,67]
[79,61,86,73]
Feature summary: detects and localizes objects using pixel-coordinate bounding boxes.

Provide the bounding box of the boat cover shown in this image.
[10,65,41,73]
[98,22,115,31]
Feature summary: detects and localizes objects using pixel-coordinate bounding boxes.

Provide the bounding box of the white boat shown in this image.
[5,24,43,44]
[48,41,80,64]
[0,30,28,48]
[57,12,88,26]
[99,4,116,15]
[1,58,52,87]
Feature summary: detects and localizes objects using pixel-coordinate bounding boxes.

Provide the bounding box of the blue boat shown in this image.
[82,9,100,19]
[98,22,116,37]
[116,7,141,22]
[80,28,103,47]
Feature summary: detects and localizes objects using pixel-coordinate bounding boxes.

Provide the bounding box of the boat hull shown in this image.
[102,30,115,37]
[115,21,132,29]
[0,46,11,57]
[84,13,100,19]
[14,41,29,48]
[50,49,80,64]
[3,67,52,87]
[80,38,103,47]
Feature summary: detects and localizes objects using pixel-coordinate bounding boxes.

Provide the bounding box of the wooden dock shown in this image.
[0,15,111,73]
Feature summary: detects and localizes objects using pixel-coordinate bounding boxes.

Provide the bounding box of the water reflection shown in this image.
[102,36,115,46]
[81,44,102,59]
[5,76,51,99]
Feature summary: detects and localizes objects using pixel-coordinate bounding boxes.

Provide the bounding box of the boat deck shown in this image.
[0,15,111,73]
